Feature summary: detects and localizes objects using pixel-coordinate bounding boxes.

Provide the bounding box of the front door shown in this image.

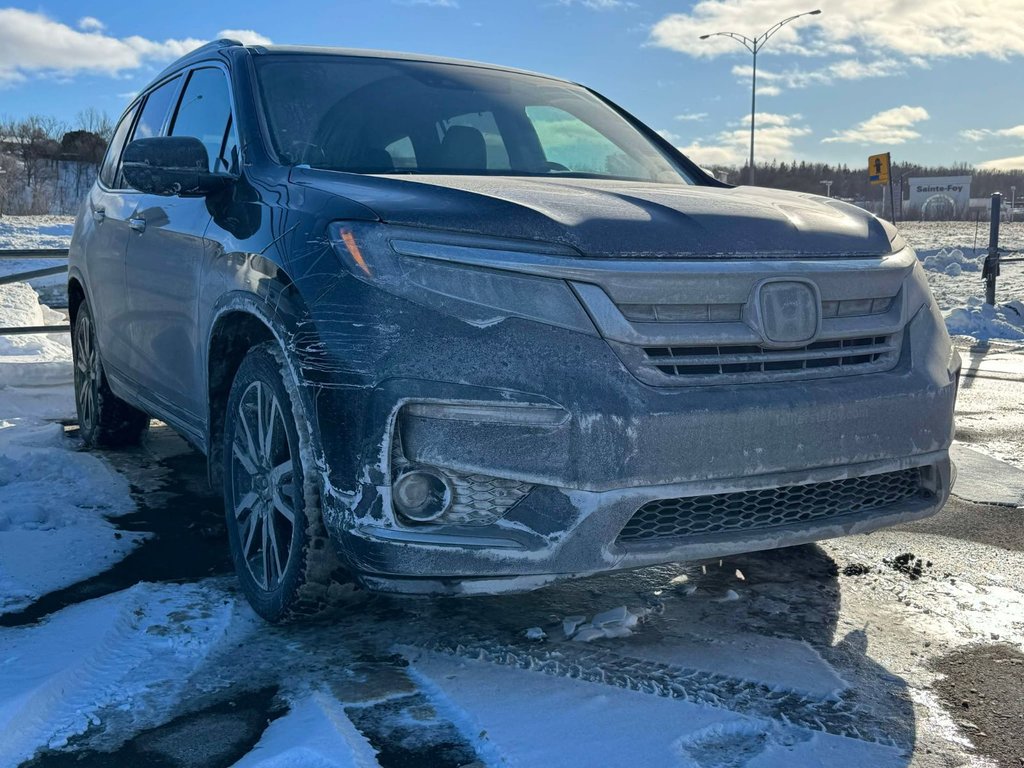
[124,66,237,431]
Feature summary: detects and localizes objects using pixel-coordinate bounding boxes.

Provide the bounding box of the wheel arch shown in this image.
[205,288,323,488]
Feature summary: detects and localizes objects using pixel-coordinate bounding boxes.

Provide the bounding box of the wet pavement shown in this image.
[5,416,1024,767]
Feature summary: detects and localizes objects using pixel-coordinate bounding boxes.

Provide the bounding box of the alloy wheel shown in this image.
[73,312,99,435]
[229,380,298,592]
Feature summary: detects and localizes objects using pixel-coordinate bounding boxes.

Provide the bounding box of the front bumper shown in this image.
[293,242,958,594]
[354,451,950,595]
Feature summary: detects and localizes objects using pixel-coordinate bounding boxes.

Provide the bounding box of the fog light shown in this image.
[393,470,452,523]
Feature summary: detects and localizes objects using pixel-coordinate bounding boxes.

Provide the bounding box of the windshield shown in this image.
[254,54,693,184]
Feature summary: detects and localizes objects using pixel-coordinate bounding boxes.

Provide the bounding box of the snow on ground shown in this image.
[0,280,144,613]
[0,215,75,307]
[231,691,379,768]
[0,421,143,614]
[0,581,238,767]
[407,649,904,768]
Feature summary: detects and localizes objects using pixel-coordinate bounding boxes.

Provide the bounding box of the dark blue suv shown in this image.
[70,39,958,621]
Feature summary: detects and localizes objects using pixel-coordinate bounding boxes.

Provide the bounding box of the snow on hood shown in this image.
[292,168,897,258]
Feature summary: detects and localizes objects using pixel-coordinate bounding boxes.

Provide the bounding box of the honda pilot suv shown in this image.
[69,39,959,621]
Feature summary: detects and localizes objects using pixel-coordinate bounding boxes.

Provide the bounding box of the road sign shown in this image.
[869,153,890,185]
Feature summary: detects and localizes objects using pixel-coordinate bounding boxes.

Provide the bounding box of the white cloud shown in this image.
[674,112,708,122]
[728,57,904,95]
[756,84,781,96]
[77,16,104,32]
[0,10,272,85]
[651,0,1024,60]
[822,105,929,145]
[650,1,1024,94]
[672,112,811,167]
[216,29,274,46]
[960,125,1024,142]
[978,155,1024,171]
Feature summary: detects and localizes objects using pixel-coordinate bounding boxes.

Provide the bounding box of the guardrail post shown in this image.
[984,193,1002,306]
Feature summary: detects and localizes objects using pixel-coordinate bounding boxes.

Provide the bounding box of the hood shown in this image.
[291,168,898,258]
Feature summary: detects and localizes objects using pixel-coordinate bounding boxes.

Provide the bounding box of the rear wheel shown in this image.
[72,302,149,448]
[222,342,346,622]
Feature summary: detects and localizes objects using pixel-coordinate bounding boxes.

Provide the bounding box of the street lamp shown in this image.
[700,9,821,186]
[820,179,833,197]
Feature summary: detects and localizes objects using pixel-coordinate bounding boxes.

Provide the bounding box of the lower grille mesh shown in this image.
[618,468,929,543]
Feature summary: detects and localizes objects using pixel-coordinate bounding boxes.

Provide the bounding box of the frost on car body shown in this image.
[68,39,959,617]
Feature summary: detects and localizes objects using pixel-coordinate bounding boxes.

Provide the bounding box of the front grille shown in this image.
[618,468,930,543]
[643,335,896,379]
[617,296,895,324]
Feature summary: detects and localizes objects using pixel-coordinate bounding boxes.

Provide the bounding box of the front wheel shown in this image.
[222,341,346,622]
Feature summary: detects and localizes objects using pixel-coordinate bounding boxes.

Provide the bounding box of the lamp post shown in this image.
[1012,185,1017,222]
[820,179,833,197]
[700,9,821,186]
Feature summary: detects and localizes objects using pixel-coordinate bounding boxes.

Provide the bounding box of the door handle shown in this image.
[91,206,105,223]
[128,217,146,233]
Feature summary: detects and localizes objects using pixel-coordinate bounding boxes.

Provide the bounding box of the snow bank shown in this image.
[0,281,74,422]
[0,421,143,613]
[0,216,74,307]
[945,298,1024,341]
[921,247,980,276]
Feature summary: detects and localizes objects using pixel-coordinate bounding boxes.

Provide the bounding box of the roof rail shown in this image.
[150,38,244,83]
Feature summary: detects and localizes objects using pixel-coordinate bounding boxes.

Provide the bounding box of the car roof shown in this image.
[152,38,574,87]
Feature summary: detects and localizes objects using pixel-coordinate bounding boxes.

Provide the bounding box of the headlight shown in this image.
[328,222,597,335]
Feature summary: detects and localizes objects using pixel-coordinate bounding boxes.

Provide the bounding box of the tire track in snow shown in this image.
[0,582,237,766]
[406,637,901,746]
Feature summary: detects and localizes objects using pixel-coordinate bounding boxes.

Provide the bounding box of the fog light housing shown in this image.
[393,470,452,523]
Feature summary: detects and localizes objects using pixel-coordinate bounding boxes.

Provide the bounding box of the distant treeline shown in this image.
[707,161,1023,202]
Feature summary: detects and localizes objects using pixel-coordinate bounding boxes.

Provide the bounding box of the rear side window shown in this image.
[170,68,238,173]
[132,76,182,141]
[98,103,138,188]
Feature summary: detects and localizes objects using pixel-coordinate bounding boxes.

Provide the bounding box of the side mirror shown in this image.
[122,137,233,197]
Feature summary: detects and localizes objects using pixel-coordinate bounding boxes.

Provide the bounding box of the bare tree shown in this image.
[76,107,114,142]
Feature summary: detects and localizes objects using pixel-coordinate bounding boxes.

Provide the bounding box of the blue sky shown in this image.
[1,0,1022,171]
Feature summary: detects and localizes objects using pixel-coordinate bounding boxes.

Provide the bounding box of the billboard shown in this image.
[907,176,972,219]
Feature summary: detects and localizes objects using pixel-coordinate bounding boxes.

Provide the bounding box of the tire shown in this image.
[222,341,347,622]
[72,301,149,448]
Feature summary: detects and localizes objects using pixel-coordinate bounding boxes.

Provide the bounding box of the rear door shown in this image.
[124,66,237,432]
[84,103,139,376]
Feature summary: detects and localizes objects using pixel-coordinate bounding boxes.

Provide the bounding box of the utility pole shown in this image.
[820,179,833,197]
[700,10,821,187]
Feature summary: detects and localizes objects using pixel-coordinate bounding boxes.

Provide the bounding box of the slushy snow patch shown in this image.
[945,298,1024,341]
[563,606,645,643]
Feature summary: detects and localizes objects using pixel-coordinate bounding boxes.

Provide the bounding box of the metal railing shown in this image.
[0,248,71,336]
